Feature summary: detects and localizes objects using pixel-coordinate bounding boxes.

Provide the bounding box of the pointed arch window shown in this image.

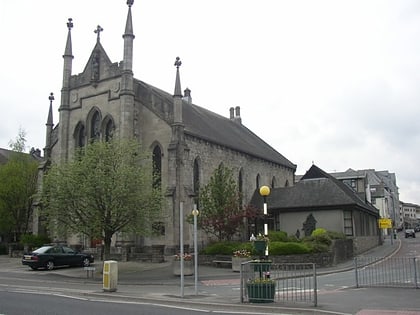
[104,119,114,142]
[256,174,261,189]
[77,125,85,148]
[238,169,243,207]
[271,176,277,188]
[152,145,162,189]
[90,111,101,141]
[193,158,200,207]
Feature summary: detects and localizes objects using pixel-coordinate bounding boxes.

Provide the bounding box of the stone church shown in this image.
[38,1,296,255]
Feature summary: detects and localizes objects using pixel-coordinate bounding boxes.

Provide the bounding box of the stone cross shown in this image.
[67,18,73,30]
[94,25,104,42]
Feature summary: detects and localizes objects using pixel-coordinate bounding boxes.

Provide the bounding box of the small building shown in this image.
[251,165,381,254]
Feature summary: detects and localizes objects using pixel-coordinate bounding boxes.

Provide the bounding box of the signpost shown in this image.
[378,218,392,229]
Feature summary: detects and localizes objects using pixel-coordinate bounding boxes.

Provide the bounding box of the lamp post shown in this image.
[259,185,271,257]
[192,204,199,295]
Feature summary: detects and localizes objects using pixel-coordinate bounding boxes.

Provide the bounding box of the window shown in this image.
[152,145,162,189]
[271,176,277,188]
[104,119,114,142]
[344,210,353,236]
[74,123,85,148]
[90,111,101,141]
[256,174,260,189]
[238,169,243,207]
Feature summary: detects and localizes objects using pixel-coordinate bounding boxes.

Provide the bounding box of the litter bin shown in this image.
[103,260,118,292]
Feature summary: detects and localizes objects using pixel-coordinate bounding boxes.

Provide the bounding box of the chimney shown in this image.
[229,107,235,120]
[183,88,192,105]
[235,106,242,124]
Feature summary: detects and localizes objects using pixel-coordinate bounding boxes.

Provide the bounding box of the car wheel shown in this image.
[82,257,91,267]
[46,261,54,270]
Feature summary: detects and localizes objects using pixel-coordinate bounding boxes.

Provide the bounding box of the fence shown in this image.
[240,261,317,306]
[355,256,419,288]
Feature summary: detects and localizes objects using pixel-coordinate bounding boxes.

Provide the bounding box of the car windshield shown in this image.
[32,246,53,254]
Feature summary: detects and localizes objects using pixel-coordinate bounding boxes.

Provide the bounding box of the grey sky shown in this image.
[1,0,419,204]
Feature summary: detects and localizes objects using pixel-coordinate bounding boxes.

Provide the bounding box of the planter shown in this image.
[251,262,272,273]
[254,240,266,255]
[172,259,193,276]
[247,282,276,303]
[232,256,249,272]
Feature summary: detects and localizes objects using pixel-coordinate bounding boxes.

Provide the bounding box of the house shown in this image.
[329,168,400,231]
[251,164,381,254]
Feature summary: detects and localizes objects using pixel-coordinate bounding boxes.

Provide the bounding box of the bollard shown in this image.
[103,260,118,292]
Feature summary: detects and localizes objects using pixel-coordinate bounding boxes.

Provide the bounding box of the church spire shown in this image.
[44,92,54,159]
[120,0,135,139]
[122,0,135,72]
[59,18,74,162]
[173,57,183,124]
[174,57,182,97]
[62,18,74,91]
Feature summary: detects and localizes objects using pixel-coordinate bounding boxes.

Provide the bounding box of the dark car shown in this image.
[415,226,420,232]
[22,245,94,270]
[405,229,416,238]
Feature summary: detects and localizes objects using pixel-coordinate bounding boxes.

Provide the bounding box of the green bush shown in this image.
[201,241,241,255]
[269,241,311,255]
[307,242,330,253]
[326,230,346,240]
[20,234,51,249]
[311,228,327,237]
[269,231,288,242]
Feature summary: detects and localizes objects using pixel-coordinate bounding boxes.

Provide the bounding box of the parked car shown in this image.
[415,226,420,232]
[405,229,416,238]
[22,245,94,270]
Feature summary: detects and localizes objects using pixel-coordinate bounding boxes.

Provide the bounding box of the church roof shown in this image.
[251,164,379,215]
[135,79,296,169]
[184,104,295,168]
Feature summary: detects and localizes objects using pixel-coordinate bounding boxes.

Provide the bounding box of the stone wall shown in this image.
[352,235,381,255]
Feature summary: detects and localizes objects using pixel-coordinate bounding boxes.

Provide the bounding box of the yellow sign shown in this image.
[378,218,392,229]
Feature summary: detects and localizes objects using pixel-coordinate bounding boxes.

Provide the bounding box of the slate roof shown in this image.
[251,165,379,216]
[135,79,296,170]
[0,148,12,164]
[0,148,43,165]
[183,103,296,168]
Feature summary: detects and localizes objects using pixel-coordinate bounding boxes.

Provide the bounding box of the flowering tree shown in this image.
[196,164,246,241]
[42,139,163,259]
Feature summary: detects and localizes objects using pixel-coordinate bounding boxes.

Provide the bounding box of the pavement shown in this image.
[4,235,420,315]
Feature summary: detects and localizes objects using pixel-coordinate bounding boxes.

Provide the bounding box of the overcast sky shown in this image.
[1,0,420,204]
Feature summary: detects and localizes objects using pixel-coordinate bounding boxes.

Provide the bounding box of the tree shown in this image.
[0,131,38,242]
[8,128,27,153]
[42,139,163,259]
[196,164,245,241]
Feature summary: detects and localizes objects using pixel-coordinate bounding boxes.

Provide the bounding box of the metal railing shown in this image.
[355,256,419,288]
[240,261,317,306]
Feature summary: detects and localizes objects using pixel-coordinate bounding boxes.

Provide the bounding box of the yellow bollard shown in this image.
[103,260,118,292]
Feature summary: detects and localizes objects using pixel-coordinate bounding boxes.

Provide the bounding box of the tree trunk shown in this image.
[103,232,112,261]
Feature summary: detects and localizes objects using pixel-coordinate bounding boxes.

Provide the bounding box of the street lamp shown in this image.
[192,205,199,295]
[259,185,271,257]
